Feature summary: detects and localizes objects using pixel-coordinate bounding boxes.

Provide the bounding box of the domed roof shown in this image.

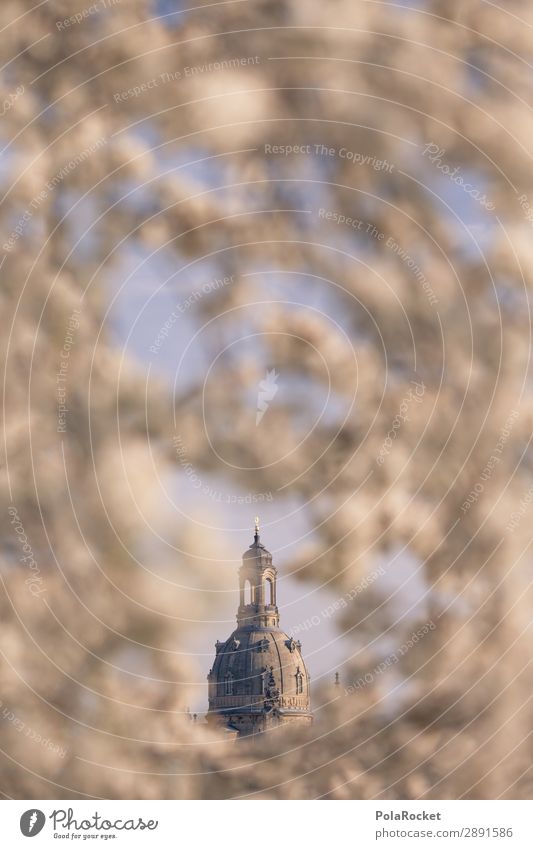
[210,625,309,702]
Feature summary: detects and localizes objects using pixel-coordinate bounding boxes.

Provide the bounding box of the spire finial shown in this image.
[254,516,260,542]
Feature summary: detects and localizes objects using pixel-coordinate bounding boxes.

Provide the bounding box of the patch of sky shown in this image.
[276,373,352,431]
[243,269,362,339]
[161,145,247,186]
[107,243,231,384]
[390,0,427,8]
[375,546,430,625]
[117,142,268,223]
[493,278,531,315]
[54,192,101,262]
[340,547,434,713]
[0,143,17,174]
[121,123,162,151]
[416,155,498,260]
[464,47,492,96]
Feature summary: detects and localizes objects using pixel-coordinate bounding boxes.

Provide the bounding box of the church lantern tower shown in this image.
[206,520,313,736]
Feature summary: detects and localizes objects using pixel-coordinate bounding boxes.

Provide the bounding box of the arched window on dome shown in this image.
[265,577,274,606]
[224,672,233,695]
[244,579,253,605]
[295,668,304,695]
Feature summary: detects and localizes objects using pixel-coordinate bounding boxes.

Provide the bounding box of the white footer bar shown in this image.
[3,800,532,847]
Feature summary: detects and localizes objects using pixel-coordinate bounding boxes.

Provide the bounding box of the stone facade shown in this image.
[207,524,313,736]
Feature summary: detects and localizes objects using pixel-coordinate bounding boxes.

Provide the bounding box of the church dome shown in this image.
[207,522,312,736]
[209,626,309,709]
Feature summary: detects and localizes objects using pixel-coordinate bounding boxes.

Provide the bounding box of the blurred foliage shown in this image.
[1,0,533,799]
